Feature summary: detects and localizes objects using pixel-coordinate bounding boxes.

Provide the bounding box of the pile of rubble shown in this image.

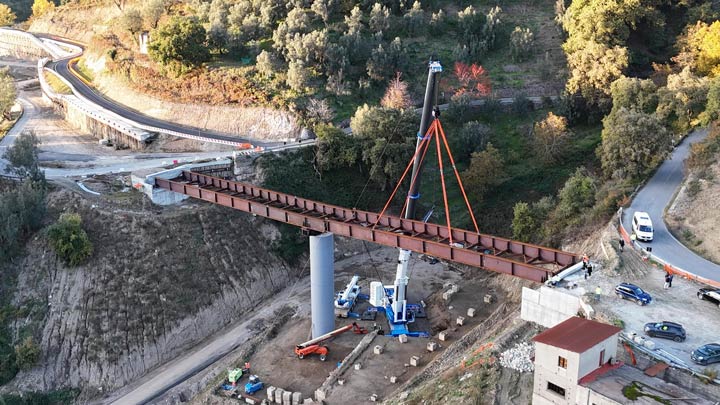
[499,342,534,373]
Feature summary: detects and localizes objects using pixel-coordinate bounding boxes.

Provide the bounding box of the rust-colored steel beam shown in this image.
[155,171,580,283]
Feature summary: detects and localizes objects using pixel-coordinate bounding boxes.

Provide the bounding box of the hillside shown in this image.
[1,180,302,396]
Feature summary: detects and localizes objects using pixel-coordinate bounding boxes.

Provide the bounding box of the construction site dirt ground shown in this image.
[241,247,507,403]
[561,225,720,375]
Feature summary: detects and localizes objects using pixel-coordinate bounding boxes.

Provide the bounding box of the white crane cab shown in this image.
[632,211,654,242]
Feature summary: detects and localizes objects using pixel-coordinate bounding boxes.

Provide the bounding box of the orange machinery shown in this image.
[295,322,368,361]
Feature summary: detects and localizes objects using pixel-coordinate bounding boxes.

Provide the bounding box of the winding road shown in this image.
[622,128,720,283]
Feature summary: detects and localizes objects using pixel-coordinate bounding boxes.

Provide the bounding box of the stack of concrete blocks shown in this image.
[315,389,326,402]
[398,334,408,343]
[467,308,476,317]
[275,388,284,404]
[292,392,303,405]
[390,376,398,383]
[268,387,276,402]
[442,283,460,301]
[456,316,466,326]
[283,391,292,405]
[520,286,583,328]
[373,345,383,355]
[427,341,439,352]
[410,356,421,366]
[439,331,449,341]
[484,294,494,304]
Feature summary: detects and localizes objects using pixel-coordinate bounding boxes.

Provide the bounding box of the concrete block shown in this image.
[467,308,476,317]
[338,379,345,385]
[267,387,276,401]
[442,291,454,301]
[484,294,493,304]
[244,398,256,404]
[390,376,398,384]
[373,345,383,355]
[275,388,284,404]
[450,284,459,293]
[439,331,449,341]
[427,341,439,352]
[448,305,454,310]
[398,334,408,343]
[644,340,656,350]
[410,356,420,366]
[369,394,378,402]
[292,392,303,405]
[303,399,315,405]
[456,316,466,326]
[283,390,292,405]
[354,363,362,370]
[314,389,326,402]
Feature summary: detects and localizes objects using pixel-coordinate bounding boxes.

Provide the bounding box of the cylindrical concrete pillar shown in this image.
[310,232,335,338]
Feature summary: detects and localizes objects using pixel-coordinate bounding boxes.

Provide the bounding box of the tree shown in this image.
[47,212,93,267]
[367,38,406,82]
[344,5,364,38]
[207,22,229,54]
[0,68,15,120]
[31,0,54,18]
[3,131,40,178]
[512,202,536,243]
[14,336,40,370]
[120,8,144,37]
[286,59,310,92]
[350,105,418,189]
[556,168,596,219]
[148,16,210,74]
[314,124,360,172]
[700,77,720,125]
[566,41,628,106]
[0,4,16,26]
[369,3,390,33]
[255,50,276,79]
[610,76,658,114]
[454,62,491,97]
[533,112,571,163]
[462,143,504,203]
[656,68,709,131]
[143,0,165,29]
[305,98,334,128]
[311,0,332,24]
[381,72,412,110]
[677,21,720,77]
[403,1,424,36]
[600,107,671,179]
[451,120,491,160]
[510,27,534,62]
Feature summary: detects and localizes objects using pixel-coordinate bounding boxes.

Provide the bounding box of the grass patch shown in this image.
[622,381,670,404]
[74,58,95,83]
[0,389,79,405]
[43,72,72,95]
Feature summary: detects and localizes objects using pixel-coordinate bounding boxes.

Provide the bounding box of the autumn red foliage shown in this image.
[454,61,492,97]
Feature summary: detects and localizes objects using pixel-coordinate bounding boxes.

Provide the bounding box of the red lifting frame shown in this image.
[155,171,579,283]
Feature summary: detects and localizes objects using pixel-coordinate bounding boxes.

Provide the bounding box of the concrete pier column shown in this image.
[310,232,335,338]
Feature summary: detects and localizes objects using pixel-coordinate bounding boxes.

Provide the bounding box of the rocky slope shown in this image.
[5,186,301,394]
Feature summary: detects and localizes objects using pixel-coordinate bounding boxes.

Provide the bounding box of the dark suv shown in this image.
[691,343,720,365]
[615,283,652,306]
[644,321,686,342]
[697,288,720,308]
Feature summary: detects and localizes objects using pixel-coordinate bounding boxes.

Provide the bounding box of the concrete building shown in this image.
[532,317,621,405]
[531,317,715,405]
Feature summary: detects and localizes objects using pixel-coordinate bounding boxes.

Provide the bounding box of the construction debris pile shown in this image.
[499,342,535,373]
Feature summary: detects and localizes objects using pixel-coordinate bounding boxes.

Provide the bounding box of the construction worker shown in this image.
[595,286,602,301]
[619,238,625,252]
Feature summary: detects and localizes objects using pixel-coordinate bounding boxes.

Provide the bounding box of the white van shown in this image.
[632,211,654,242]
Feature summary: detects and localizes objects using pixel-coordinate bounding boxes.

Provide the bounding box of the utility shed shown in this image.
[531,317,621,405]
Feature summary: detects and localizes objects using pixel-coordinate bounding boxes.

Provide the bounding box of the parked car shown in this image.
[691,343,720,365]
[644,321,686,342]
[632,211,654,242]
[697,287,720,308]
[615,283,652,306]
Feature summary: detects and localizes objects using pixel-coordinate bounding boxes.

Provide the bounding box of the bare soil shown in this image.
[666,163,720,264]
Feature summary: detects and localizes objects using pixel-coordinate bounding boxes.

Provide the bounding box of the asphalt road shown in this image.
[48,58,282,148]
[622,128,720,283]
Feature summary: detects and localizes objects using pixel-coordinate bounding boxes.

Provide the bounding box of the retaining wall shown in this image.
[520,286,584,328]
[0,28,52,59]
